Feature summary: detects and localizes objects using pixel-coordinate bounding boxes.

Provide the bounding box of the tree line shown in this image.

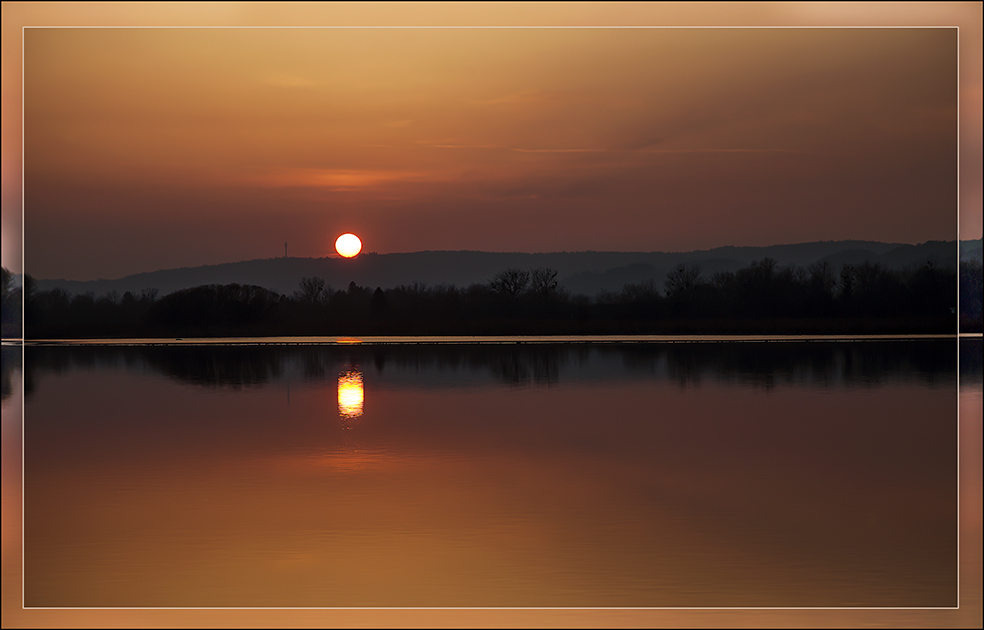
[3,258,978,339]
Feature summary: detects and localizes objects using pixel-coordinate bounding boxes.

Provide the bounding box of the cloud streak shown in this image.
[246,168,441,191]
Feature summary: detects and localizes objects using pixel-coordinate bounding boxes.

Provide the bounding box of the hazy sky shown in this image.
[3,4,982,280]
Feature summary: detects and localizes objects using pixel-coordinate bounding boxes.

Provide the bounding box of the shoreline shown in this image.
[15,333,962,347]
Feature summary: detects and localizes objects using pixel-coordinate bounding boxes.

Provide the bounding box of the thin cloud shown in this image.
[245,168,441,190]
[512,148,611,153]
[418,143,609,153]
[422,143,505,149]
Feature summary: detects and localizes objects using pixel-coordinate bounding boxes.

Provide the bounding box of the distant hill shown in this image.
[960,238,982,262]
[35,240,962,299]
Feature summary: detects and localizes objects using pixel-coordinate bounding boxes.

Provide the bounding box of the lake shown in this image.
[12,338,963,607]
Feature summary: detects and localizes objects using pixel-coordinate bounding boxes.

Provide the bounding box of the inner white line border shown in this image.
[16,21,967,614]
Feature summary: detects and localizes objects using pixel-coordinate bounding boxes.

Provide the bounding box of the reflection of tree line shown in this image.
[368,344,562,386]
[18,345,289,399]
[8,259,976,338]
[142,346,286,388]
[16,341,959,400]
[615,340,959,390]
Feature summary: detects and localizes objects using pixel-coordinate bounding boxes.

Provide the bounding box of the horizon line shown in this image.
[20,237,980,284]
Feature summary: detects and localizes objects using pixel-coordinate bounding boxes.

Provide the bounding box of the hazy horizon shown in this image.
[8,236,982,288]
[12,236,974,283]
[19,239,981,284]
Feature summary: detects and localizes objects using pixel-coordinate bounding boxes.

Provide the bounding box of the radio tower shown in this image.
[284,241,287,259]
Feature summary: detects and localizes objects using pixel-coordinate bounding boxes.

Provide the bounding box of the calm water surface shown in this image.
[17,339,959,607]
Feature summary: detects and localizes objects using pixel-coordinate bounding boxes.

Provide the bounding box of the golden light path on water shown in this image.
[337,369,364,425]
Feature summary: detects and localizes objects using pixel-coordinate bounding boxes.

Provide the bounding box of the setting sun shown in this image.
[335,233,362,258]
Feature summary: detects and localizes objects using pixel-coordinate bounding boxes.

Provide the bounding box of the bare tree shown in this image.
[295,276,330,304]
[808,261,837,295]
[711,271,735,292]
[490,268,530,298]
[839,265,855,300]
[664,264,702,296]
[530,268,559,298]
[620,279,659,302]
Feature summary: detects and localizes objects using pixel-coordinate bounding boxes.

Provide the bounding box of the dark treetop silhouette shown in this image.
[15,256,973,339]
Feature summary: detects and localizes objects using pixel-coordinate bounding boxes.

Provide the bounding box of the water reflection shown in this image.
[1,345,21,402]
[21,339,963,607]
[19,340,961,395]
[144,346,284,389]
[338,368,364,427]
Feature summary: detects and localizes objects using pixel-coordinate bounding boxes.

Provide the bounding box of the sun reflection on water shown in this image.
[337,369,364,428]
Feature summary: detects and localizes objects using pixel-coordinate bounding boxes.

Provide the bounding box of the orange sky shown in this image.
[2,3,982,281]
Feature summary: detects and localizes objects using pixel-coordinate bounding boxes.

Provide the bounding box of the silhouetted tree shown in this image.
[19,254,961,338]
[620,279,659,302]
[1,267,22,339]
[905,262,954,318]
[839,265,855,303]
[370,287,389,319]
[1,268,12,302]
[295,276,329,305]
[808,261,837,296]
[490,268,530,298]
[530,268,559,298]
[149,284,283,335]
[711,271,735,292]
[664,264,702,297]
[960,260,983,332]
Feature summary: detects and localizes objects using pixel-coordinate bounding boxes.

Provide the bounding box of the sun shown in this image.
[335,233,362,258]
